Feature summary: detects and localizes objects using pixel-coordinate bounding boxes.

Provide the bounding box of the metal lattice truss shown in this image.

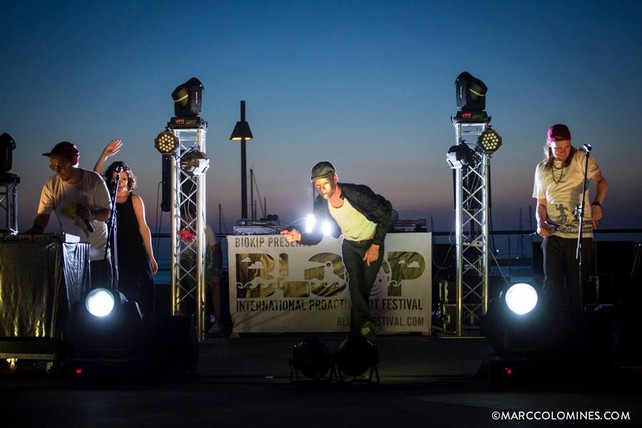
[453,120,491,336]
[168,125,208,340]
[0,174,19,231]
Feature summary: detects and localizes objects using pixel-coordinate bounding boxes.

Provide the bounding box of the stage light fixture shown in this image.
[481,283,553,358]
[0,132,16,173]
[304,214,335,236]
[67,287,144,369]
[477,128,502,154]
[504,283,538,316]
[289,338,333,381]
[75,287,141,325]
[85,288,118,317]
[455,71,487,112]
[172,77,203,118]
[321,221,333,236]
[447,144,475,169]
[154,131,179,155]
[334,337,379,382]
[482,283,615,375]
[304,214,316,233]
[180,149,210,176]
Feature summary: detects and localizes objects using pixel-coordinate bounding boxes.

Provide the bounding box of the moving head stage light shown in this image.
[0,133,16,173]
[172,77,203,118]
[456,71,487,112]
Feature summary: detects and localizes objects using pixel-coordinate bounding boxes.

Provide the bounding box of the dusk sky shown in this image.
[2,0,642,235]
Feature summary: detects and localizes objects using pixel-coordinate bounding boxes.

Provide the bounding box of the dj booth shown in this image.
[0,234,90,362]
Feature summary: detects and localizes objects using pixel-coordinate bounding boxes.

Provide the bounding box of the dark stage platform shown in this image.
[1,334,640,427]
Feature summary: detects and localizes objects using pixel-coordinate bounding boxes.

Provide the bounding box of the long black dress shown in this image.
[114,193,154,314]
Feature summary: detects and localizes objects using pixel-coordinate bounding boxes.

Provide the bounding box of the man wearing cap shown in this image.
[281,161,393,343]
[25,142,113,288]
[533,124,608,323]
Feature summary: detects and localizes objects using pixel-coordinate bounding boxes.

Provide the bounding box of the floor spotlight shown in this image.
[154,130,179,155]
[67,288,144,374]
[481,283,553,358]
[504,283,538,316]
[334,337,379,383]
[85,288,118,317]
[289,337,334,382]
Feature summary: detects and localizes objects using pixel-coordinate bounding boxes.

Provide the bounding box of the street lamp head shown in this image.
[230,121,253,141]
[230,100,253,141]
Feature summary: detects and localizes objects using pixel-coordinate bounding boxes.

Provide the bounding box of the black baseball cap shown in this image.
[42,141,79,157]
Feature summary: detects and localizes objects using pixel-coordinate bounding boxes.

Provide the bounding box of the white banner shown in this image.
[227,233,432,334]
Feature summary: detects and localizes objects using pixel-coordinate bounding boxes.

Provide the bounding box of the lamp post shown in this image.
[230,100,253,220]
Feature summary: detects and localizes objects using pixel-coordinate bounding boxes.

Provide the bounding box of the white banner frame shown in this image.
[227,232,432,335]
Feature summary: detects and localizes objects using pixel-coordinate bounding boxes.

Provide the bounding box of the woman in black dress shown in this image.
[95,141,158,314]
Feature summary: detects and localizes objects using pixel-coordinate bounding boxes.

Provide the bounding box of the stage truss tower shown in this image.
[168,120,208,340]
[0,173,19,232]
[452,115,492,336]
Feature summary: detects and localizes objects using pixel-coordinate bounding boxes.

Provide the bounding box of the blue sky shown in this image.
[2,0,642,234]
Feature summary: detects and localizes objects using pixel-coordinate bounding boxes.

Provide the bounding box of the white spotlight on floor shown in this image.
[85,288,117,317]
[504,283,538,315]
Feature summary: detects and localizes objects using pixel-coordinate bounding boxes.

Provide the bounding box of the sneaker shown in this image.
[360,321,377,343]
[208,323,226,336]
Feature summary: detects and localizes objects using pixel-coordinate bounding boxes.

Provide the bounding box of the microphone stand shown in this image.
[105,174,121,290]
[575,144,592,314]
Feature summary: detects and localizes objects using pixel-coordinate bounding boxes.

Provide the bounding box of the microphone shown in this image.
[77,204,95,233]
[583,143,592,152]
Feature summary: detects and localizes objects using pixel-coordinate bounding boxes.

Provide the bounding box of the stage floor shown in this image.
[1,334,641,427]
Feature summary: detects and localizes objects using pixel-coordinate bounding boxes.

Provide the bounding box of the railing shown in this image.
[152,228,642,285]
[150,228,640,331]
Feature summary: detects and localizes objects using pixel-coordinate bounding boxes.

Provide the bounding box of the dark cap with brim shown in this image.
[42,141,79,157]
[547,124,571,142]
[310,161,336,181]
